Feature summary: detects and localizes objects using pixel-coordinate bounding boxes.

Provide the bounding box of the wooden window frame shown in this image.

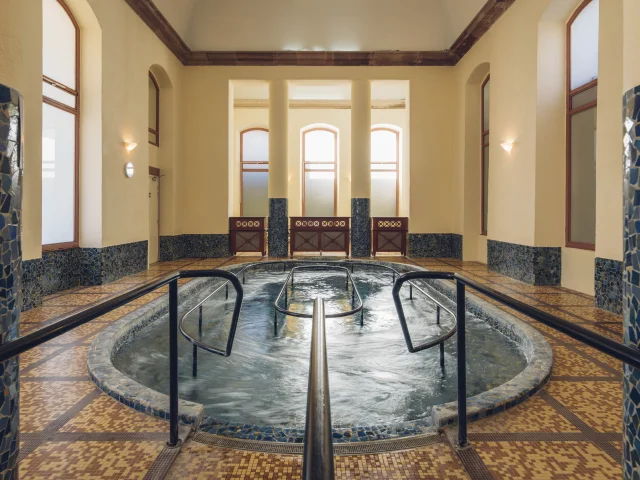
[481,75,490,236]
[302,127,338,217]
[42,0,80,252]
[370,127,400,217]
[565,0,597,251]
[148,71,160,147]
[240,128,269,216]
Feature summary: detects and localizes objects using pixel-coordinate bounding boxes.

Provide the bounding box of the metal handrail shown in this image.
[302,298,335,480]
[392,270,640,450]
[0,269,244,449]
[274,265,364,319]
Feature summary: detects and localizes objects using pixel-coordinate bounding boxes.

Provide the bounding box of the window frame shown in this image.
[42,0,80,252]
[481,75,490,236]
[565,0,597,251]
[148,71,160,147]
[370,126,400,217]
[301,127,338,217]
[239,127,269,217]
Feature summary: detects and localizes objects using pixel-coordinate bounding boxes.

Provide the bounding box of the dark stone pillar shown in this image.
[623,86,640,479]
[0,84,23,477]
[268,198,288,257]
[350,198,371,257]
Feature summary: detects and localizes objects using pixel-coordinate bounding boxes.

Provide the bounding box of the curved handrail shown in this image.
[274,265,364,319]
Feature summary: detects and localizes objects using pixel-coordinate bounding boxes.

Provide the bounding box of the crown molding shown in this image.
[125,0,515,67]
[234,99,406,109]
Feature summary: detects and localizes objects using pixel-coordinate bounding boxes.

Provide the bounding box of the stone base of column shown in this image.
[268,198,288,257]
[351,198,371,257]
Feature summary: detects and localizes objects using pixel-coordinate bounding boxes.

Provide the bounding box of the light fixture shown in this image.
[124,162,135,178]
[500,142,514,155]
[124,141,138,153]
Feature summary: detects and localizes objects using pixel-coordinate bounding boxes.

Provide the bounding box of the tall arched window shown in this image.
[371,127,400,217]
[148,72,160,146]
[240,128,269,216]
[42,0,79,249]
[302,127,338,216]
[566,0,598,249]
[481,75,490,235]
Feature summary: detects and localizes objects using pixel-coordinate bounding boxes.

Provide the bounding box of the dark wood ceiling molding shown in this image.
[126,0,515,67]
[449,0,516,62]
[124,0,191,64]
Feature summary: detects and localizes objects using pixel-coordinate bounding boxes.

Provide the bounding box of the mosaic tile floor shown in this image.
[17,256,624,479]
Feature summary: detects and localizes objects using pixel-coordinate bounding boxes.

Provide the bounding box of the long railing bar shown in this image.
[455,280,468,449]
[169,279,180,447]
[302,298,335,480]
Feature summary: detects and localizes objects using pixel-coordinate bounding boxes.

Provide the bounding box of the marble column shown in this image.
[268,80,289,257]
[350,79,372,257]
[0,85,23,478]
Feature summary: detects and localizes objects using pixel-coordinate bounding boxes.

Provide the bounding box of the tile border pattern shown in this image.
[408,233,462,259]
[595,257,623,314]
[487,239,561,285]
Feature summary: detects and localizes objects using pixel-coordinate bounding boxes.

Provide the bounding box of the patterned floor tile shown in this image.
[24,346,90,377]
[525,293,596,307]
[127,292,166,306]
[43,293,112,307]
[551,346,612,377]
[45,322,108,345]
[558,306,622,323]
[546,381,622,433]
[20,441,164,479]
[574,345,623,373]
[21,306,77,324]
[19,346,64,369]
[21,381,97,432]
[474,441,620,479]
[60,395,168,433]
[94,305,142,323]
[76,283,137,295]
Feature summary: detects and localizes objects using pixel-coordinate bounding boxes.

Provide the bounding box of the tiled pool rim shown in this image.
[87,258,553,445]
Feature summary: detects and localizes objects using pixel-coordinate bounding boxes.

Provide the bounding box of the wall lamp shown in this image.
[500,142,514,155]
[124,141,138,153]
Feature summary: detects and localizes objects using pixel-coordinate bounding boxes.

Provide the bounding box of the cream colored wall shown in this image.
[562,248,595,294]
[182,67,455,235]
[0,0,43,260]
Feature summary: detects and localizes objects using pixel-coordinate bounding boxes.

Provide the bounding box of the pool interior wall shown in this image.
[89,259,553,444]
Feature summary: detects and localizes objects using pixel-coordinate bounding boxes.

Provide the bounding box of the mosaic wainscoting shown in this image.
[268,198,288,257]
[595,257,623,315]
[22,241,148,311]
[0,84,23,477]
[487,239,561,285]
[408,234,462,259]
[350,198,371,257]
[159,235,230,261]
[623,85,640,479]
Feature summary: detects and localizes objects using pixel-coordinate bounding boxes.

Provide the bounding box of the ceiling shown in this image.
[152,0,488,52]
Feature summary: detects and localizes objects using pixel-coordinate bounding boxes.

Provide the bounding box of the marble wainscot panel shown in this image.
[595,257,623,314]
[351,198,371,257]
[0,84,23,477]
[159,235,185,261]
[487,239,561,285]
[22,258,44,311]
[408,234,462,259]
[90,259,551,446]
[100,241,148,282]
[41,248,83,295]
[159,235,229,260]
[268,198,288,257]
[623,85,640,479]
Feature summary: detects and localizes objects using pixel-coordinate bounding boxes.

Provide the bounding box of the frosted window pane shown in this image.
[570,108,596,244]
[43,82,75,108]
[305,163,335,171]
[305,172,335,216]
[43,0,76,89]
[483,146,489,233]
[242,130,269,163]
[371,130,398,164]
[304,130,336,163]
[571,85,597,109]
[42,103,76,245]
[242,172,268,217]
[149,76,158,131]
[483,79,490,131]
[570,0,599,90]
[371,172,397,217]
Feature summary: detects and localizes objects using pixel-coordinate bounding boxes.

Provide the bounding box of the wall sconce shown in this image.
[124,162,135,178]
[124,141,138,153]
[500,142,514,155]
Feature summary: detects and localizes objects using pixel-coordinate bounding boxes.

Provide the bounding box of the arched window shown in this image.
[240,128,269,216]
[148,72,160,146]
[302,127,338,217]
[566,0,598,249]
[481,75,490,235]
[371,127,400,217]
[42,0,79,249]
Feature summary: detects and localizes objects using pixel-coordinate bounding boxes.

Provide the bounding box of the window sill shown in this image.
[42,242,79,253]
[565,241,595,251]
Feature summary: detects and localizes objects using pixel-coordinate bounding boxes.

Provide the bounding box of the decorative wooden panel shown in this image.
[372,217,408,256]
[229,217,266,255]
[290,217,350,257]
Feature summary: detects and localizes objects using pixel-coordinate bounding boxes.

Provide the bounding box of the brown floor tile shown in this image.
[19,346,64,369]
[551,346,613,377]
[558,306,621,323]
[43,293,111,307]
[76,283,137,295]
[45,322,108,345]
[24,346,90,377]
[20,440,164,479]
[475,441,621,479]
[127,292,166,306]
[525,293,595,307]
[21,306,77,324]
[94,305,141,323]
[575,345,623,373]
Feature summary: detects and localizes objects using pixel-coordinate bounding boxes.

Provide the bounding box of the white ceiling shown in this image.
[153,0,487,51]
[232,80,409,101]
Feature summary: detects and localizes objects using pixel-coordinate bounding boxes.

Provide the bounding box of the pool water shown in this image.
[113,264,527,428]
